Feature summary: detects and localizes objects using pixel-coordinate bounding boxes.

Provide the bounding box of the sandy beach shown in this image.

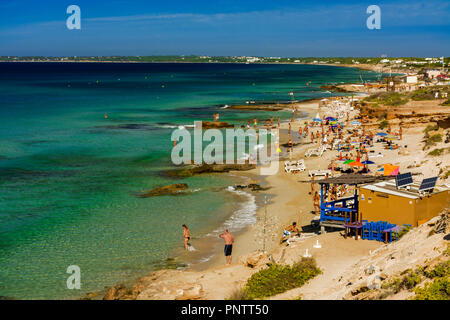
[101,88,449,301]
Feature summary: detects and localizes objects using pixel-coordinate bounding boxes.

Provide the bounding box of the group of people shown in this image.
[182,224,234,265]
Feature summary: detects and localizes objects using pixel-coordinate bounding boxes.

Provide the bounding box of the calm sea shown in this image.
[0,62,381,299]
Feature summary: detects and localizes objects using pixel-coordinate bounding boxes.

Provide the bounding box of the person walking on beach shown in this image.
[310,175,315,195]
[313,191,321,215]
[219,229,234,265]
[182,224,191,251]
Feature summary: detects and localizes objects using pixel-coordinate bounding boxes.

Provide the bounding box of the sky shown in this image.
[0,0,449,57]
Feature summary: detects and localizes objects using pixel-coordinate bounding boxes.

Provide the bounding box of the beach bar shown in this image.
[358,179,450,227]
[312,174,390,231]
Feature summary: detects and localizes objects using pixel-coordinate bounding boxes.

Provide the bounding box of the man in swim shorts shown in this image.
[279,222,302,244]
[219,229,234,265]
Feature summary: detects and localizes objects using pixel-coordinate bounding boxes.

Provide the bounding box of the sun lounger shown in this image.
[305,145,326,157]
[286,233,316,245]
[285,159,306,173]
[308,169,331,177]
[369,153,384,158]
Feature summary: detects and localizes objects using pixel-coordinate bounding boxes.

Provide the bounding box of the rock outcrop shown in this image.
[137,183,189,197]
[234,183,269,192]
[167,163,256,177]
[201,121,234,129]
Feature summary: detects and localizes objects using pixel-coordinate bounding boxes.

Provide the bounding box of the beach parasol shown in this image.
[350,161,364,167]
[343,159,355,164]
[361,160,375,165]
[383,164,399,176]
[325,117,337,121]
[351,121,361,126]
[313,118,322,122]
[376,132,387,136]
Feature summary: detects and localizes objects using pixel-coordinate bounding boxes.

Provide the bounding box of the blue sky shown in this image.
[0,0,449,57]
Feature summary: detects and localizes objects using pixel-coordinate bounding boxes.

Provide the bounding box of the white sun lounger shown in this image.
[284,160,306,173]
[369,153,384,158]
[305,145,326,157]
[308,169,331,177]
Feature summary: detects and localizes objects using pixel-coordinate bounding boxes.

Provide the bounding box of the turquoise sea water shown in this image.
[0,62,382,299]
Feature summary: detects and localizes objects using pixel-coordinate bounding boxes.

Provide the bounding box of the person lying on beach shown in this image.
[279,222,302,244]
[219,229,234,265]
[182,224,191,251]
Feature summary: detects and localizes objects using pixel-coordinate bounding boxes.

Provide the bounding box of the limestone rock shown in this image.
[174,284,204,300]
[137,183,189,197]
[103,283,129,300]
[241,251,269,268]
[201,121,234,129]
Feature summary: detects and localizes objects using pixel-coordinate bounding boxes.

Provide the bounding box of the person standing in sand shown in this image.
[219,229,234,265]
[314,191,321,214]
[182,224,191,251]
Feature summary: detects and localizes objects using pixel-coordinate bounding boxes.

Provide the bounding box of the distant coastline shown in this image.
[0,59,408,74]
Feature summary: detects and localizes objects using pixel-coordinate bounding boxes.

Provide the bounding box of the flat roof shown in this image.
[359,179,449,199]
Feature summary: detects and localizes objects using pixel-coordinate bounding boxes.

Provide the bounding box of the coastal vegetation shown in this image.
[364,92,409,106]
[234,258,321,300]
[424,124,439,137]
[369,256,449,300]
[428,148,445,156]
[423,134,443,150]
[363,86,450,110]
[378,120,389,129]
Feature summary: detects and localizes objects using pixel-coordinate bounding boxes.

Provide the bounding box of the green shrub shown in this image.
[425,261,450,279]
[410,89,436,101]
[428,148,445,156]
[396,225,411,239]
[366,92,409,106]
[226,287,251,300]
[414,277,450,300]
[424,134,443,149]
[384,270,422,293]
[379,120,389,129]
[242,258,321,299]
[443,171,450,180]
[423,124,439,136]
[401,272,422,290]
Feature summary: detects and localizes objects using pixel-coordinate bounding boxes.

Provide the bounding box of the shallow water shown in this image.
[0,62,382,299]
